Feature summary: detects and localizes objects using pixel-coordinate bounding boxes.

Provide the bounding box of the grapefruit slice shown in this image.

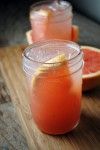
[71,25,79,42]
[82,46,100,91]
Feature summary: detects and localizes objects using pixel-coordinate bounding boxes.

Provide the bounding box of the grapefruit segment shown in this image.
[82,46,100,91]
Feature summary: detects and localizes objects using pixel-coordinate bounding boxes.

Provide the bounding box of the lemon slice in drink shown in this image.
[30,9,52,19]
[32,54,70,87]
[36,9,52,17]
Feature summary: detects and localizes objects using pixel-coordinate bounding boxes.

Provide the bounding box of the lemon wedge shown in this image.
[32,54,67,86]
[30,9,52,19]
[37,9,51,17]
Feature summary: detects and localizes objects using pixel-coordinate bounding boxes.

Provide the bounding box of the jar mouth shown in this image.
[23,39,82,66]
[30,0,72,18]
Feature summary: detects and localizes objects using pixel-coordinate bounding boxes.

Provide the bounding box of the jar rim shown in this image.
[30,0,72,18]
[23,39,82,65]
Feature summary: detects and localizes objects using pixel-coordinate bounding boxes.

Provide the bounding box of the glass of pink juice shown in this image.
[30,0,72,41]
[23,40,83,135]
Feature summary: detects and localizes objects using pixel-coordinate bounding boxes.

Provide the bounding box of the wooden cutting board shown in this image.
[0,45,100,150]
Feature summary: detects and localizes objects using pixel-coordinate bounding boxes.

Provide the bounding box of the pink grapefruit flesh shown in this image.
[82,46,100,91]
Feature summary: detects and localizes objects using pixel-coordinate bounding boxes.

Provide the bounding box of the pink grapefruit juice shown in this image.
[23,40,83,134]
[30,1,72,41]
[30,64,82,134]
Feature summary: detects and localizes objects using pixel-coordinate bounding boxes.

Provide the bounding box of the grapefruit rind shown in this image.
[26,30,33,44]
[71,25,79,42]
[82,72,100,91]
[83,71,100,79]
[81,46,100,53]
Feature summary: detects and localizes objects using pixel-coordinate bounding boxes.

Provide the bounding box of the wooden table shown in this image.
[0,46,28,150]
[0,2,100,148]
[0,45,100,150]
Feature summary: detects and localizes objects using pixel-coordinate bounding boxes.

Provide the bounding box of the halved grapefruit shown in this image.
[82,46,100,91]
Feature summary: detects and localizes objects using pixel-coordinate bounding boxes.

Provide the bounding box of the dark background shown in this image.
[0,0,100,47]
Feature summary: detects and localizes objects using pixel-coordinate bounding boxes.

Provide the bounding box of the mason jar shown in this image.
[30,0,72,41]
[23,39,83,135]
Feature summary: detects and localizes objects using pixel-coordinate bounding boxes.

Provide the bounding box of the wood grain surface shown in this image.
[0,45,100,150]
[0,45,28,150]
